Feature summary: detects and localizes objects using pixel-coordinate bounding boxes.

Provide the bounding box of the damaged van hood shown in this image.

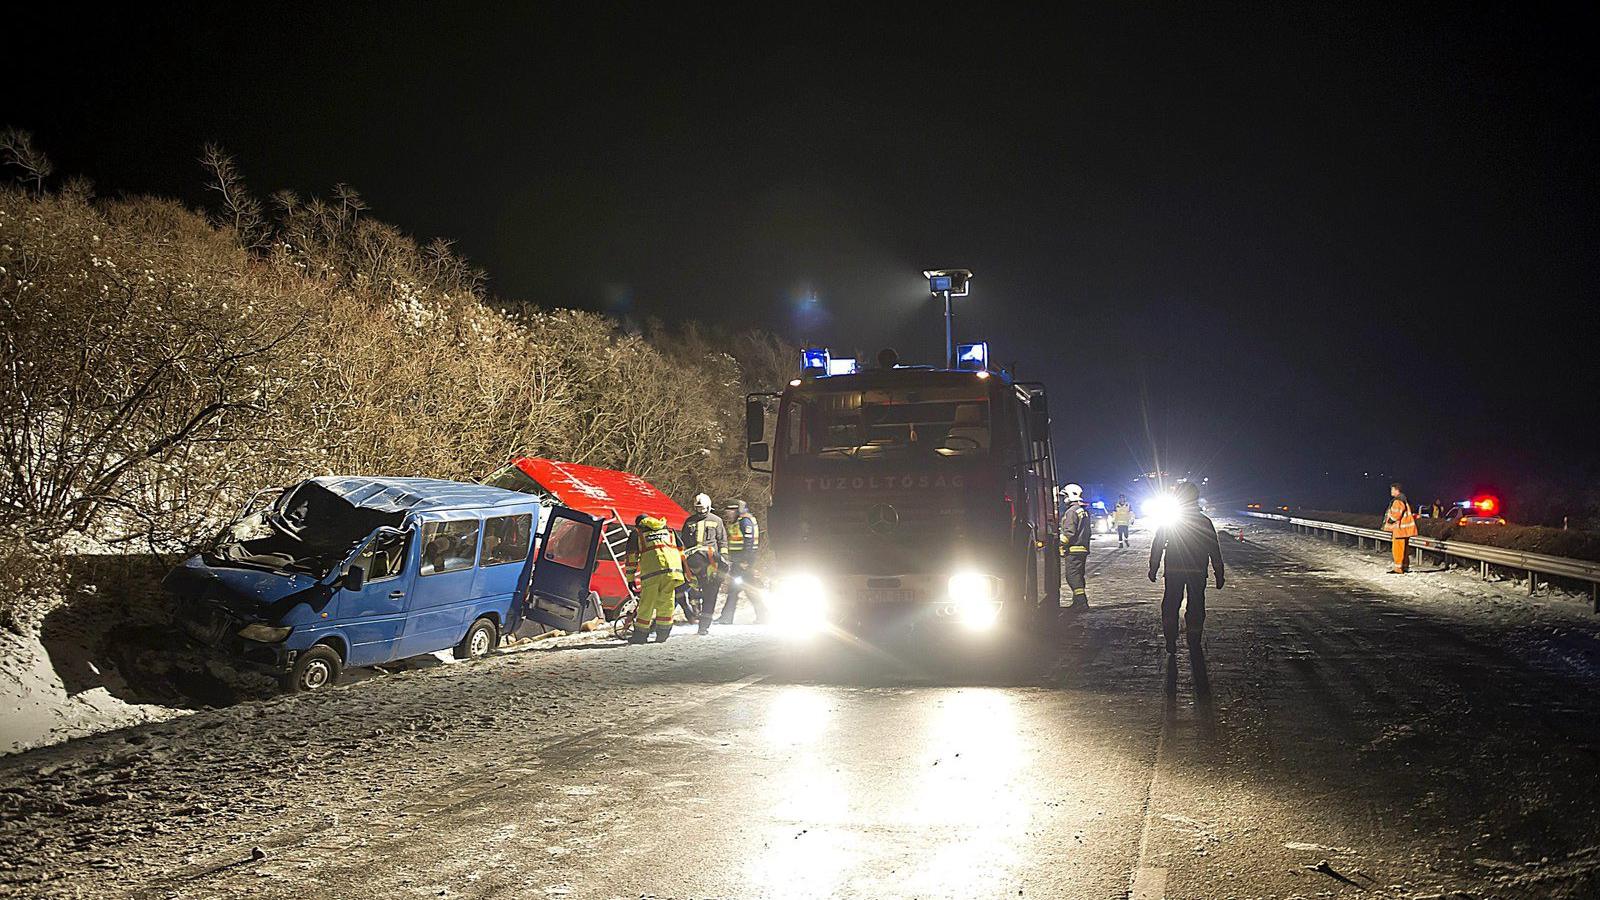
[164,555,325,618]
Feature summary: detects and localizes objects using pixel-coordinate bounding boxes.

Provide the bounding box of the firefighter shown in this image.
[1382,482,1418,574]
[1112,494,1134,548]
[1061,483,1091,609]
[1147,482,1225,655]
[625,513,685,643]
[681,493,729,635]
[718,499,765,624]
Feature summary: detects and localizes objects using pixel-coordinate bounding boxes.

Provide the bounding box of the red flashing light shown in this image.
[1473,496,1498,514]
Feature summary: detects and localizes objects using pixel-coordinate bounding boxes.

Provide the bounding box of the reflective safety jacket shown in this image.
[1061,501,1091,553]
[626,516,685,586]
[728,513,759,563]
[1383,494,1418,539]
[1112,502,1133,526]
[680,511,728,581]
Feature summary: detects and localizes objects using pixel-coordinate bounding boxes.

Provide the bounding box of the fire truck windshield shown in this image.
[784,384,991,460]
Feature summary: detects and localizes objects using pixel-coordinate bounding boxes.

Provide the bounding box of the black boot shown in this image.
[654,623,673,643]
[627,625,650,645]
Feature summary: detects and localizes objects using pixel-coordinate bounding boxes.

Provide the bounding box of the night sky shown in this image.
[6,4,1596,507]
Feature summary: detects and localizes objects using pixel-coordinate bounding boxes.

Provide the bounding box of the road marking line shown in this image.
[1129,657,1172,900]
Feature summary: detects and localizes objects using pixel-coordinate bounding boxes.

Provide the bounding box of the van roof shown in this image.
[309,476,541,515]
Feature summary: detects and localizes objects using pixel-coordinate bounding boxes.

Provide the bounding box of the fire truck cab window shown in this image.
[787,386,991,458]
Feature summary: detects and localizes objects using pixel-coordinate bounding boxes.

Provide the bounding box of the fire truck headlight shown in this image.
[948,573,1001,630]
[772,574,827,634]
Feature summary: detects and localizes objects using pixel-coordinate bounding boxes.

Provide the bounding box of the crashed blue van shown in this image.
[166,476,601,692]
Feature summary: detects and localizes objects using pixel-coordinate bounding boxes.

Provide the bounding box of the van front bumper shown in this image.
[175,596,296,674]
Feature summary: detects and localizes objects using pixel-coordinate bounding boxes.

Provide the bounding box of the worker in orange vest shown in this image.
[1381,482,1418,574]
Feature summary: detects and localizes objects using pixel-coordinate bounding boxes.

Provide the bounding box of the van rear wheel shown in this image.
[284,644,342,693]
[454,617,499,660]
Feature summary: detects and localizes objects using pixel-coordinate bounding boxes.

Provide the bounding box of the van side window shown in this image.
[482,514,532,566]
[419,519,481,576]
[355,532,409,581]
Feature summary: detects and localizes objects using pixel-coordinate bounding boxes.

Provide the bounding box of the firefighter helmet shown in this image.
[1063,483,1083,502]
[692,493,713,513]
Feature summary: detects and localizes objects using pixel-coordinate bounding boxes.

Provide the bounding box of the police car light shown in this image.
[826,357,858,376]
[955,341,989,371]
[801,347,830,375]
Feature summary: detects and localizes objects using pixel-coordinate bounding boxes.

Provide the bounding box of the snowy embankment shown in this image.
[0,630,182,756]
[0,532,189,756]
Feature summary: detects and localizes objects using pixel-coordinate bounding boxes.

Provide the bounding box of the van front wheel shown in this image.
[454,617,499,660]
[285,645,342,693]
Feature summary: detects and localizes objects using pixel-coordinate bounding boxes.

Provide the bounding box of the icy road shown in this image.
[6,519,1600,898]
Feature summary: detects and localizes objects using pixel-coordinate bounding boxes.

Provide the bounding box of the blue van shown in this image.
[166,476,602,692]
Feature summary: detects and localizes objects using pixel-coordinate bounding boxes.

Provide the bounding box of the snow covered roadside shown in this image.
[1228,517,1600,676]
[0,630,184,757]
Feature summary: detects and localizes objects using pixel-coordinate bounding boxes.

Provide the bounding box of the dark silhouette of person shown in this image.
[1148,482,1225,655]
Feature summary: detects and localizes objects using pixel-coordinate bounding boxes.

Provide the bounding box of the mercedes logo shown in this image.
[867,503,900,534]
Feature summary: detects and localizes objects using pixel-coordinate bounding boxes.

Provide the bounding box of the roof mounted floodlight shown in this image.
[923,268,973,297]
[924,268,974,368]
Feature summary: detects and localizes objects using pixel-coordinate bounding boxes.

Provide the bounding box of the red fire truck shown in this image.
[746,353,1059,633]
[485,458,687,617]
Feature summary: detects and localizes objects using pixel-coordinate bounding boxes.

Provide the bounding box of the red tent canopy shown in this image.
[504,458,687,530]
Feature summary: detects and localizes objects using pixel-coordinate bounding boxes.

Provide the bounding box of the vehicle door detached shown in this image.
[522,506,603,633]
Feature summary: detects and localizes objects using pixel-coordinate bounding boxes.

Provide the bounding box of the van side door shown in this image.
[338,527,417,667]
[522,506,603,633]
[401,515,483,657]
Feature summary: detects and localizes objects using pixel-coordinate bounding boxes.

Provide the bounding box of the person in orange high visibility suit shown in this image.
[625,514,685,643]
[1381,482,1418,574]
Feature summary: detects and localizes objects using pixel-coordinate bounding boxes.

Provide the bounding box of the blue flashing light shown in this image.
[955,341,989,370]
[1091,500,1107,510]
[801,347,830,374]
[930,274,953,292]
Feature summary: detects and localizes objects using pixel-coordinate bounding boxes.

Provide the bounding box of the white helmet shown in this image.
[692,493,713,513]
[1062,483,1083,502]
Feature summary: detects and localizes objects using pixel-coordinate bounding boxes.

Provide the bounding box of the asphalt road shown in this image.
[6,519,1600,898]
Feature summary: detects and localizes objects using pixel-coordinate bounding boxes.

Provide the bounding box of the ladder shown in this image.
[602,506,637,604]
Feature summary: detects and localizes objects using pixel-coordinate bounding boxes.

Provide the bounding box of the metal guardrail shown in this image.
[1240,510,1600,611]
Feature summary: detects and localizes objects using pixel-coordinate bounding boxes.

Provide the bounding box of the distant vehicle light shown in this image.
[975,370,991,379]
[789,378,802,387]
[1142,494,1181,529]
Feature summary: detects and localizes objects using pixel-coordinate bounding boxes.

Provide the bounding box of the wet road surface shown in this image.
[6,519,1600,897]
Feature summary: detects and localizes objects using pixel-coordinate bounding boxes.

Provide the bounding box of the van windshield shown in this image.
[784,384,992,460]
[208,481,403,576]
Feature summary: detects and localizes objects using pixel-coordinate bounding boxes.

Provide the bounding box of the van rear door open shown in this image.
[523,507,603,633]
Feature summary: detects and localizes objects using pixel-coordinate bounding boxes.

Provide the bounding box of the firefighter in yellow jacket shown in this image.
[625,513,686,643]
[1381,482,1418,574]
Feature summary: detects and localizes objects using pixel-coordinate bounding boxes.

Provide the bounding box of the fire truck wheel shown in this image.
[453,617,499,660]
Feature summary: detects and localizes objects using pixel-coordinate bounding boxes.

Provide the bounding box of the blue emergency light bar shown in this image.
[929,274,954,292]
[801,347,830,375]
[955,341,989,371]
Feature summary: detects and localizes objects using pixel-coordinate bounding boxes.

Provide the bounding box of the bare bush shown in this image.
[0,145,795,552]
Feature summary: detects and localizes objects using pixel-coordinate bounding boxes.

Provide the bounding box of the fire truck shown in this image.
[746,346,1060,633]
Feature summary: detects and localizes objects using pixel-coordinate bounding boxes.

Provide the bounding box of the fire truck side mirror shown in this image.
[1028,394,1050,437]
[745,398,765,443]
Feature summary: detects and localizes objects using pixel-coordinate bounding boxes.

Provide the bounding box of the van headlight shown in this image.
[948,573,1001,630]
[238,623,292,643]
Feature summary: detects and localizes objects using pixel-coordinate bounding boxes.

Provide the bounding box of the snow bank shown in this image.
[0,629,183,756]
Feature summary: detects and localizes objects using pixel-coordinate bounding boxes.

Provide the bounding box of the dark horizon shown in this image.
[7,3,1596,514]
